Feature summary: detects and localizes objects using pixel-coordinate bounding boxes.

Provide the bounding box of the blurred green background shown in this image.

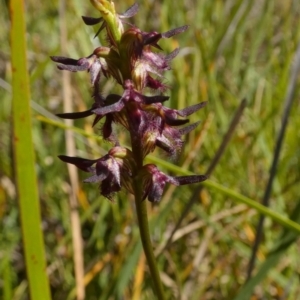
[1,0,300,299]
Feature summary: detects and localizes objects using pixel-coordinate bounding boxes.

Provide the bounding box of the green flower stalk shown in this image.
[51,1,207,298]
[90,0,123,44]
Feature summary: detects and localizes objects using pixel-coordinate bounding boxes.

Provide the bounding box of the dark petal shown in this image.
[146,167,175,202]
[92,100,125,116]
[148,188,163,202]
[56,109,93,119]
[92,115,104,127]
[94,21,106,38]
[50,56,79,65]
[146,76,168,91]
[161,25,189,38]
[83,173,108,183]
[143,32,163,48]
[148,180,166,202]
[155,138,174,155]
[143,27,187,49]
[101,178,121,200]
[173,175,207,185]
[57,64,87,72]
[95,159,121,187]
[143,95,169,104]
[102,115,113,139]
[177,102,207,117]
[165,118,189,126]
[58,155,97,172]
[141,175,152,200]
[120,3,139,18]
[178,121,201,135]
[105,94,123,105]
[95,160,109,176]
[151,43,163,51]
[165,48,180,61]
[81,16,103,25]
[83,175,99,183]
[56,57,91,72]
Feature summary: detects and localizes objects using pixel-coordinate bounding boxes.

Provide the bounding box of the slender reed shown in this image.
[10,0,51,299]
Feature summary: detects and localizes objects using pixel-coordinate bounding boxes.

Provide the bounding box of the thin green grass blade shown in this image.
[145,156,300,234]
[115,238,143,298]
[2,253,12,300]
[233,199,300,300]
[10,1,51,299]
[37,115,300,235]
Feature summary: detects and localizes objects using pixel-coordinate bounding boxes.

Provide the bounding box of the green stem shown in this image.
[130,128,165,299]
[133,179,166,300]
[90,0,122,44]
[10,1,51,299]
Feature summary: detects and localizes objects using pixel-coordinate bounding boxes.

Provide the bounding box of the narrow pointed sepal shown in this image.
[178,121,201,135]
[161,25,189,38]
[56,109,94,119]
[143,95,169,104]
[81,16,103,25]
[58,155,98,172]
[120,3,139,18]
[173,175,207,185]
[177,102,207,117]
[140,164,206,202]
[92,100,125,116]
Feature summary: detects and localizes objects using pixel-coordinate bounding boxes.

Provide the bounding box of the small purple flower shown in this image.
[140,102,206,157]
[58,147,136,200]
[141,164,207,202]
[120,25,189,59]
[50,52,104,86]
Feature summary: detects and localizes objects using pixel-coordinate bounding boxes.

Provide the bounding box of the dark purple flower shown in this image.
[120,25,189,58]
[141,164,207,202]
[139,102,206,157]
[117,25,188,91]
[59,147,136,200]
[50,52,103,85]
[155,121,202,158]
[144,101,207,126]
[132,48,180,91]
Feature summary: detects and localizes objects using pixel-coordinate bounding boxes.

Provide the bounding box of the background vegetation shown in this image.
[1,0,300,299]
